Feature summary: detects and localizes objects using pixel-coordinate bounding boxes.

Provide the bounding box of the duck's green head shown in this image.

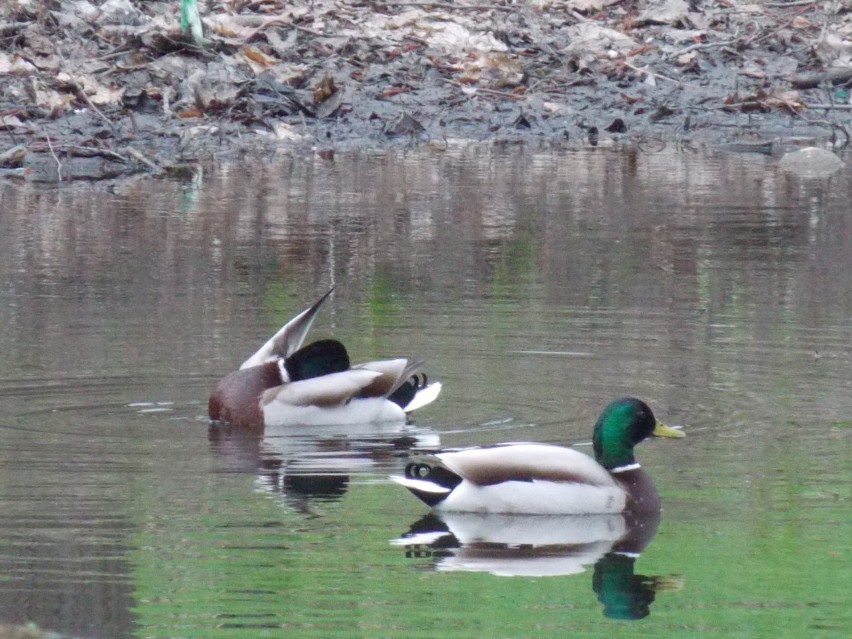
[593,397,684,470]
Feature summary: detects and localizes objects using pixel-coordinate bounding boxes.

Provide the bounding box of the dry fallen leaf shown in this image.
[270,122,307,142]
[460,53,524,89]
[89,84,125,105]
[764,89,804,112]
[0,52,37,75]
[32,86,75,114]
[791,16,812,30]
[0,115,30,130]
[313,75,337,104]
[676,51,697,66]
[241,45,276,68]
[55,71,125,105]
[176,106,204,118]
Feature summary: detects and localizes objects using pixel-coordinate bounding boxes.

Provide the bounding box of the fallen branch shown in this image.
[126,147,165,174]
[790,68,852,89]
[0,21,29,36]
[66,145,131,162]
[805,103,852,110]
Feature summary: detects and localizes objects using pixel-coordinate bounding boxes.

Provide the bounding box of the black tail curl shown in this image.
[387,373,429,409]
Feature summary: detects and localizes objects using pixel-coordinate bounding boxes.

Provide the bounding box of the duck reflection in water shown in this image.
[391,510,682,620]
[209,420,441,513]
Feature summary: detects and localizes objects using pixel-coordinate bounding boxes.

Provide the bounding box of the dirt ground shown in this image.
[1,0,850,181]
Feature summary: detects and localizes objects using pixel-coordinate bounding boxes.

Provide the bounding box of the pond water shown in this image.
[0,145,850,638]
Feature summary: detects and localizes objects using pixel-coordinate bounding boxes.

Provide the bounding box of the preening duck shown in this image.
[391,397,684,514]
[208,289,442,428]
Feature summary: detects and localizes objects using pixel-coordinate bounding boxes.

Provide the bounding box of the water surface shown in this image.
[0,145,849,638]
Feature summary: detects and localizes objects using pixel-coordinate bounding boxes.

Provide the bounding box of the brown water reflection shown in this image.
[0,145,850,637]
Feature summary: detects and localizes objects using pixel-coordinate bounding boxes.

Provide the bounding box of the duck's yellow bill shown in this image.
[653,421,686,438]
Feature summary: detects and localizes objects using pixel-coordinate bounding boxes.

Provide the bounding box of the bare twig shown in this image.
[217,16,325,42]
[443,78,526,100]
[54,48,119,135]
[667,9,803,63]
[44,131,62,181]
[69,80,119,135]
[666,37,740,61]
[163,88,172,117]
[67,145,131,163]
[378,2,516,11]
[764,1,818,6]
[622,61,684,87]
[126,147,165,174]
[0,21,29,36]
[806,103,852,110]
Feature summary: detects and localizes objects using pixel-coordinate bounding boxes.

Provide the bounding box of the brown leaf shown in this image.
[176,106,204,118]
[764,90,804,113]
[378,85,412,99]
[791,16,812,30]
[313,75,337,104]
[242,46,275,67]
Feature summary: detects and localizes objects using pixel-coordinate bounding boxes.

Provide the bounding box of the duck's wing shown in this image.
[354,358,442,413]
[352,358,424,397]
[260,369,382,408]
[437,444,618,488]
[240,288,334,370]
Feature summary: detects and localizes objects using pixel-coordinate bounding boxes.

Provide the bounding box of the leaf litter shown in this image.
[0,0,849,181]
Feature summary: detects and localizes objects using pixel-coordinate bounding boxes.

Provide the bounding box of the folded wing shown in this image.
[438,444,618,488]
[353,358,424,397]
[261,369,382,408]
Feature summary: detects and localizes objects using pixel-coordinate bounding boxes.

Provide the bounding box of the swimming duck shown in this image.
[208,289,442,428]
[391,397,683,514]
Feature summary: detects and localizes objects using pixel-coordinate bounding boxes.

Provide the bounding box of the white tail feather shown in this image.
[390,475,451,494]
[404,382,442,413]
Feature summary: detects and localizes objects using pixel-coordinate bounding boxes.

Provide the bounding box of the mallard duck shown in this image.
[208,289,442,428]
[391,397,683,514]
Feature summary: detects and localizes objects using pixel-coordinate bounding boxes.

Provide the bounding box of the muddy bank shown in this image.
[1,0,850,181]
